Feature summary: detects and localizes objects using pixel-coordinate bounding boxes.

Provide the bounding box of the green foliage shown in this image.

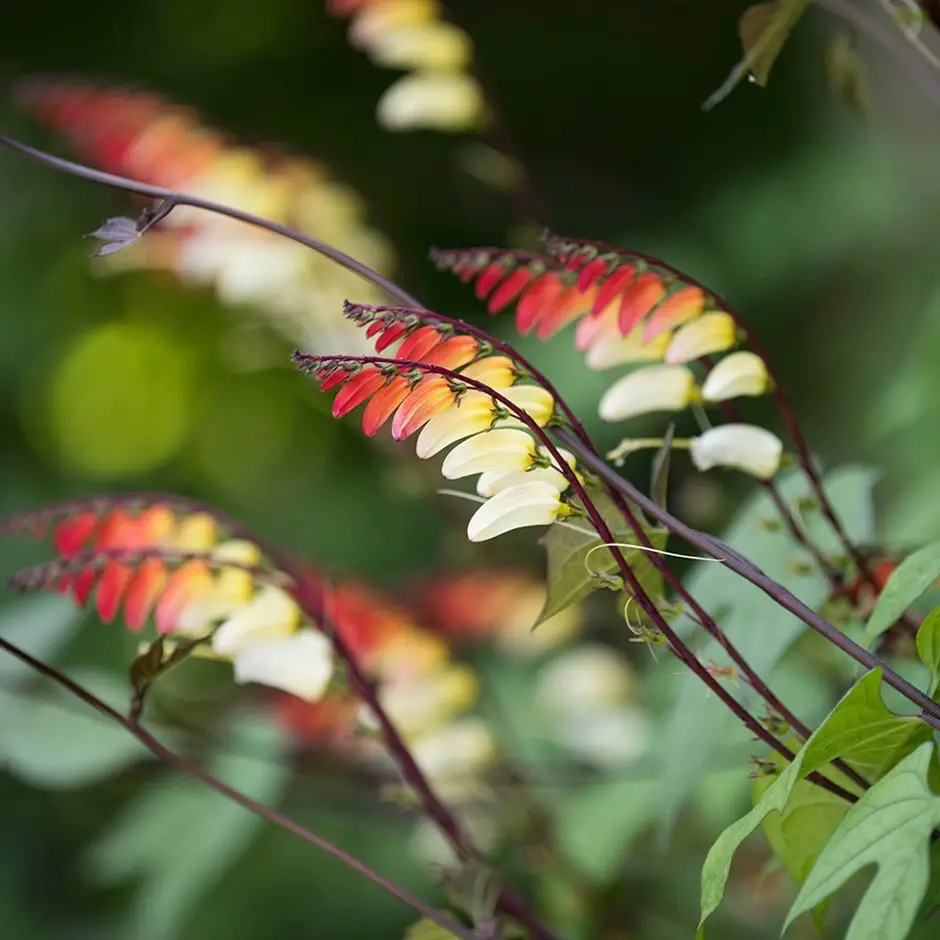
[536,491,667,626]
[866,540,940,645]
[784,743,940,940]
[86,713,290,940]
[0,595,83,688]
[657,465,878,829]
[552,776,661,884]
[703,0,810,110]
[0,667,151,789]
[916,607,940,696]
[698,669,931,935]
[403,917,464,940]
[650,424,674,511]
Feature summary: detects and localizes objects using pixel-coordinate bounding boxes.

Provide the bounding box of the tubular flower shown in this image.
[701,351,771,402]
[599,364,697,423]
[689,424,784,479]
[476,446,578,498]
[16,77,394,353]
[300,302,587,546]
[664,312,737,364]
[467,480,573,542]
[2,498,337,700]
[329,0,485,133]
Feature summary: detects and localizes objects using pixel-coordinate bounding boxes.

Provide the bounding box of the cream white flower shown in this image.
[467,480,570,542]
[664,312,736,365]
[475,447,577,498]
[410,716,497,782]
[535,644,636,712]
[349,0,438,49]
[377,71,485,132]
[599,364,696,422]
[496,384,556,428]
[375,664,479,737]
[441,428,537,480]
[232,628,333,701]
[212,584,302,658]
[585,325,671,371]
[689,424,783,479]
[554,707,651,769]
[369,22,472,71]
[700,351,769,402]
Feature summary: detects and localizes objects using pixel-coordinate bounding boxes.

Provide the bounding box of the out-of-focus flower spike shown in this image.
[52,512,99,559]
[73,567,99,607]
[534,285,594,340]
[377,71,485,132]
[574,304,615,352]
[515,273,565,335]
[123,557,168,631]
[233,628,334,701]
[701,351,770,402]
[599,364,697,422]
[577,257,610,292]
[488,267,534,313]
[585,325,671,371]
[617,271,666,335]
[664,312,736,364]
[155,559,214,634]
[396,324,443,361]
[95,508,137,550]
[475,261,509,300]
[332,367,387,418]
[591,265,636,318]
[392,378,459,440]
[362,375,412,436]
[348,0,439,50]
[95,561,134,624]
[135,504,177,545]
[173,512,219,552]
[643,286,708,342]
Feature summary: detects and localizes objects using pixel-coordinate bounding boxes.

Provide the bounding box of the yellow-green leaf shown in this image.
[703,0,810,111]
[916,606,940,696]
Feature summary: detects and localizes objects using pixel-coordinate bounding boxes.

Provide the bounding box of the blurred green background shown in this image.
[1,2,939,939]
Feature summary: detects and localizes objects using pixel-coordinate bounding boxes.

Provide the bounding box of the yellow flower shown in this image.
[369,22,473,71]
[377,71,485,132]
[664,312,737,365]
[441,428,538,479]
[700,351,769,401]
[232,628,334,701]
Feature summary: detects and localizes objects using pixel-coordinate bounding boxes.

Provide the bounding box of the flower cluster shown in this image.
[432,237,785,480]
[16,77,394,352]
[327,0,485,132]
[298,304,588,542]
[4,499,335,701]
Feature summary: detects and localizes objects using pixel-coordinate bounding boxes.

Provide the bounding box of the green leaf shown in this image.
[86,712,290,940]
[650,423,674,510]
[536,490,666,626]
[703,0,810,111]
[910,843,940,939]
[784,743,940,940]
[0,667,151,788]
[658,465,879,831]
[698,669,931,934]
[916,607,940,696]
[404,917,463,940]
[866,540,940,644]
